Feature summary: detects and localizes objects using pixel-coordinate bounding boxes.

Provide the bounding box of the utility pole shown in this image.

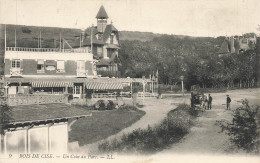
[15,26,17,49]
[59,32,62,52]
[91,24,93,53]
[180,76,184,96]
[4,25,6,51]
[39,30,42,48]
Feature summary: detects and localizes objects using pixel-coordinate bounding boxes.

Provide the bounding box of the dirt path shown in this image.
[159,88,260,155]
[76,96,188,154]
[71,88,260,155]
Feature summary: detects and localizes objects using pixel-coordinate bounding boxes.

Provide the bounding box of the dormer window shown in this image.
[110,33,114,44]
[98,34,103,40]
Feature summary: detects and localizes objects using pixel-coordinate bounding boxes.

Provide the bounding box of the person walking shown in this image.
[204,95,208,110]
[208,94,212,110]
[226,95,231,110]
[201,94,207,112]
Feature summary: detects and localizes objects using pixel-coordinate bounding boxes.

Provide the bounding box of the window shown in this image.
[97,47,102,57]
[12,59,21,68]
[37,59,44,73]
[57,60,65,73]
[98,34,103,40]
[74,86,81,94]
[110,34,114,44]
[77,61,86,77]
[77,61,85,71]
[107,49,113,58]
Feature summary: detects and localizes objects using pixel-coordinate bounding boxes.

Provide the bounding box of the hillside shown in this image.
[119,31,162,42]
[0,24,82,48]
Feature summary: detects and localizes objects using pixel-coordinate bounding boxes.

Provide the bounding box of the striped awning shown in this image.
[85,82,123,90]
[32,81,73,87]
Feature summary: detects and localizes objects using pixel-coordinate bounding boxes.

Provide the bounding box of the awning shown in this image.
[32,81,73,87]
[85,82,123,90]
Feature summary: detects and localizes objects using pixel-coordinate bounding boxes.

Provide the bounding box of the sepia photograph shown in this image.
[0,0,260,162]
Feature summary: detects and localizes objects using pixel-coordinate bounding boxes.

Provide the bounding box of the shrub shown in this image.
[68,94,73,102]
[98,104,196,154]
[107,100,116,110]
[136,103,144,108]
[219,99,259,154]
[0,104,12,135]
[94,100,106,110]
[119,104,137,111]
[21,27,31,34]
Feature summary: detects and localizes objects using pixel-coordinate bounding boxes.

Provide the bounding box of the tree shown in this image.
[219,100,259,154]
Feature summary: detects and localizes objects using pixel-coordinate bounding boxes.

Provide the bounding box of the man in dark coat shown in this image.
[208,94,212,110]
[226,95,231,110]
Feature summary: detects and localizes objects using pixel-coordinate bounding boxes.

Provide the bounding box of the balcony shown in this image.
[6,47,91,53]
[77,70,88,77]
[10,68,23,76]
[97,70,121,77]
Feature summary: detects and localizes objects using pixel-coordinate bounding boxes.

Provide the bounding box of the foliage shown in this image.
[94,100,106,110]
[219,99,259,154]
[118,104,137,111]
[21,27,32,34]
[107,100,116,110]
[98,104,197,154]
[118,35,259,90]
[0,104,12,135]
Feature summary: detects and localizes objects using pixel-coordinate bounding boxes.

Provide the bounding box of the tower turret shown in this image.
[96,5,109,33]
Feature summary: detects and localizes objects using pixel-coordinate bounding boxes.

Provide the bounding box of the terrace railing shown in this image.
[7,94,68,106]
[6,47,91,53]
[137,92,158,98]
[92,92,131,98]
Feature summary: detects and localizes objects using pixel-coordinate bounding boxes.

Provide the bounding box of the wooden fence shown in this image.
[7,94,68,106]
[92,92,131,98]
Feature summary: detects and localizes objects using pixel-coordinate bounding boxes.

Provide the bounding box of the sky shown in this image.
[0,0,260,37]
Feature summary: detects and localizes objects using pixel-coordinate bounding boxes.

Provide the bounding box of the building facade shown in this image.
[84,5,121,77]
[3,47,95,98]
[218,33,257,55]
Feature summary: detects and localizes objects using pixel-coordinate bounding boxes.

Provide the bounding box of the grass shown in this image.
[69,108,145,146]
[98,104,197,154]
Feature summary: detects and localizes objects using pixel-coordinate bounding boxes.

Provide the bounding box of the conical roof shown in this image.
[96,5,109,19]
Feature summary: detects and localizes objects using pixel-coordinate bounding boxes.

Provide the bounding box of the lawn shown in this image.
[68,109,145,146]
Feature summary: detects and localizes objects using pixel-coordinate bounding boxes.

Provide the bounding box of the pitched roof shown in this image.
[83,26,104,45]
[103,24,119,43]
[6,104,91,125]
[96,5,109,19]
[111,24,118,32]
[84,24,119,46]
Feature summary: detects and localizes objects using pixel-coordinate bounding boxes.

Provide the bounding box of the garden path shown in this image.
[158,88,260,156]
[76,96,189,154]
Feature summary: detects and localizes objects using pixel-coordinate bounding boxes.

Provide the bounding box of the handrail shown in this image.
[6,47,91,53]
